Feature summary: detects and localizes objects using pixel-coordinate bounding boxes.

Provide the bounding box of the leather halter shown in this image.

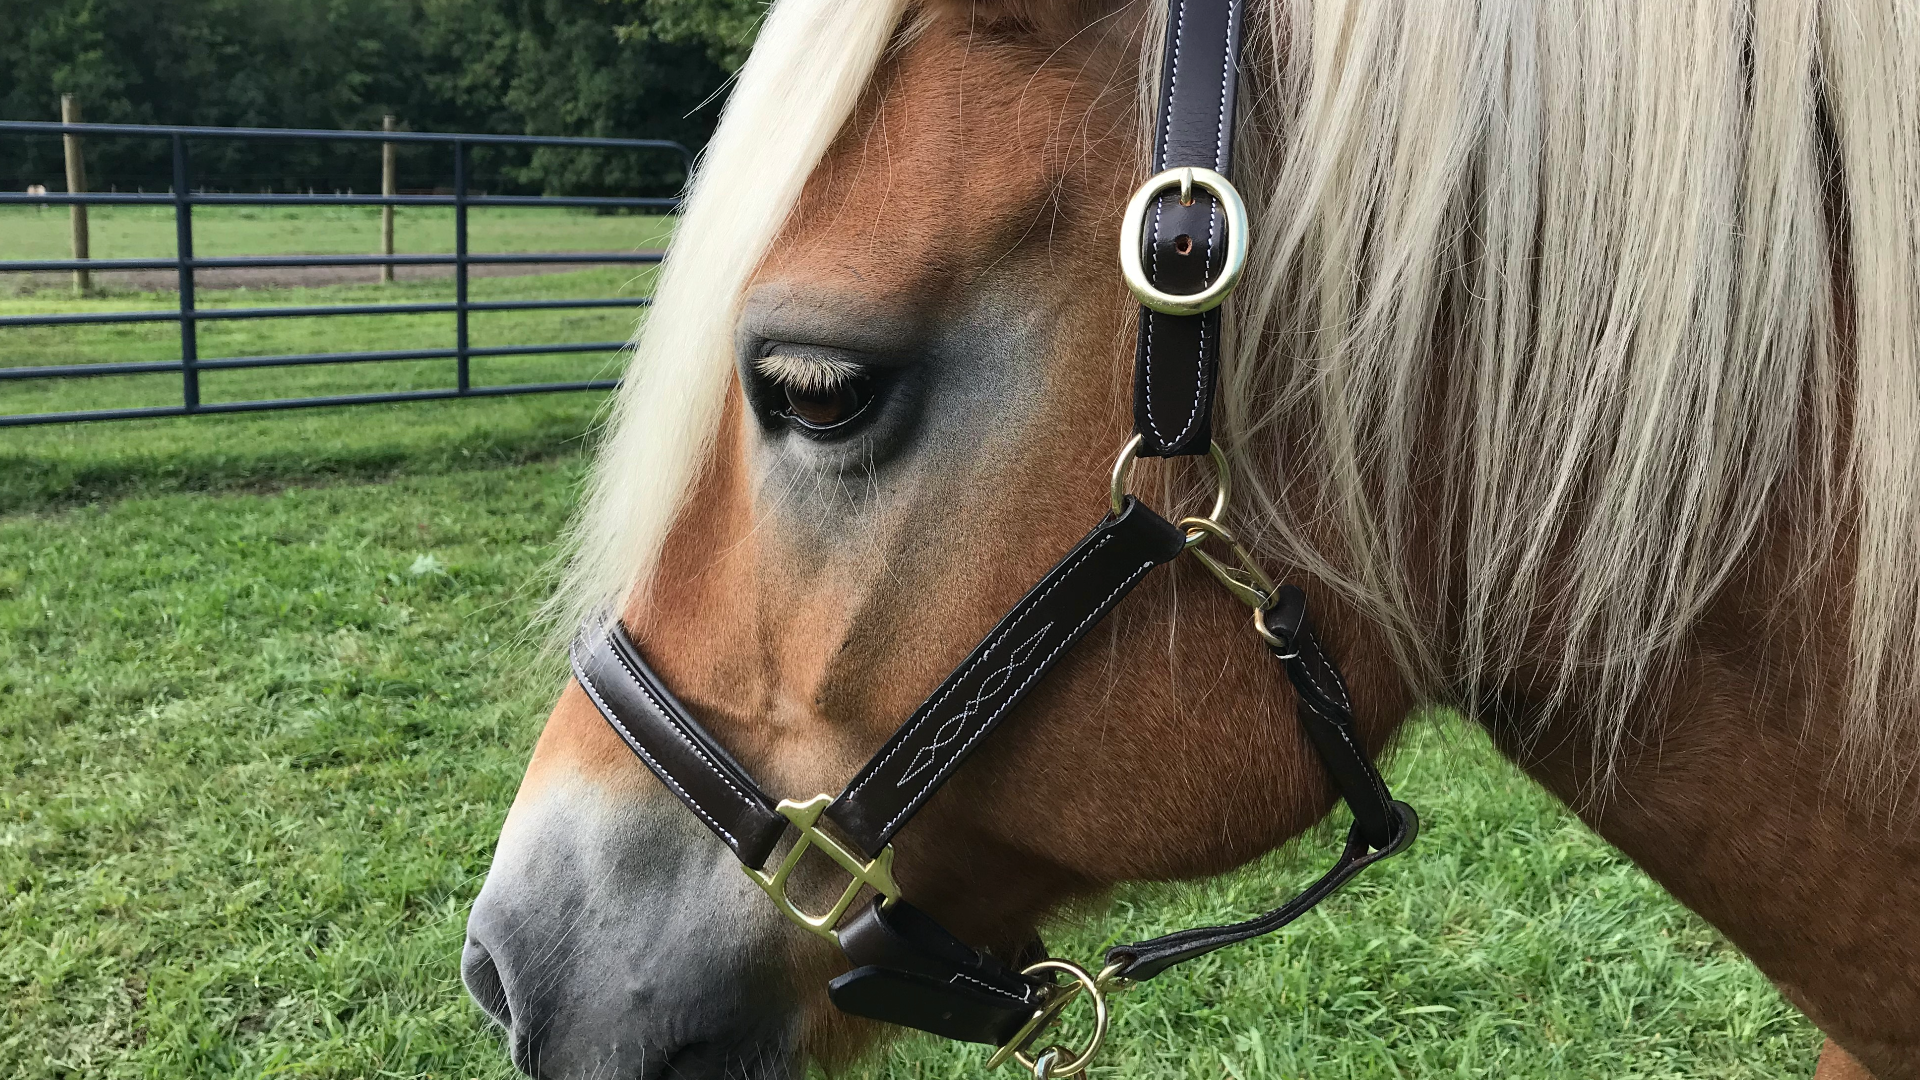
[570,0,1416,1073]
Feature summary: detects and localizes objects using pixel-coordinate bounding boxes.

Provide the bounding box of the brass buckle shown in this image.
[986,959,1127,1077]
[742,794,900,944]
[1118,166,1250,315]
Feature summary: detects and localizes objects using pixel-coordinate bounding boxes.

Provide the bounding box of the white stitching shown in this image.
[878,559,1158,838]
[895,621,1054,788]
[1304,636,1351,710]
[848,537,1110,795]
[952,968,1029,999]
[1292,635,1390,810]
[1141,0,1188,448]
[576,660,740,848]
[1141,0,1217,451]
[603,639,759,816]
[844,534,1116,800]
[1306,703,1390,812]
[1182,0,1234,443]
[1144,206,1165,444]
[1212,1,1231,171]
[1305,695,1392,813]
[1158,0,1186,172]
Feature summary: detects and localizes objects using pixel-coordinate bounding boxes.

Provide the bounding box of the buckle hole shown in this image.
[1173,234,1193,256]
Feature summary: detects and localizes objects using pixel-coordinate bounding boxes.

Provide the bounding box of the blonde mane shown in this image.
[547,0,912,638]
[1221,0,1917,792]
[556,0,1920,791]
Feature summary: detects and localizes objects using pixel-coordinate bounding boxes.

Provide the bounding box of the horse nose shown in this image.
[460,933,559,1077]
[462,786,802,1079]
[460,934,512,1029]
[462,912,564,1077]
[463,904,660,1079]
[462,906,792,1079]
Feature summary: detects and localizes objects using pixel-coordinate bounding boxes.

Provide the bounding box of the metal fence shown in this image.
[0,121,689,426]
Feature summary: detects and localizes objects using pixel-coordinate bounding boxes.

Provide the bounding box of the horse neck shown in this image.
[1473,516,1920,1072]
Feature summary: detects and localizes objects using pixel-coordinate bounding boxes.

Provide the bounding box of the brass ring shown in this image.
[1008,959,1110,1079]
[1251,603,1290,651]
[1109,435,1230,523]
[1118,166,1250,316]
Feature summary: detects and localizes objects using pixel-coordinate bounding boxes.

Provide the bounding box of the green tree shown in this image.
[0,0,756,195]
[632,0,764,70]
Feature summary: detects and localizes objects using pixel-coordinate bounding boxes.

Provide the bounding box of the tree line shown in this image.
[0,0,764,196]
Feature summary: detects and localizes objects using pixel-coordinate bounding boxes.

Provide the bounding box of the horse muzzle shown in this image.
[463,784,801,1080]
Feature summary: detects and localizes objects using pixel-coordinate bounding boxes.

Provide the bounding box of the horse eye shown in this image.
[782,380,866,428]
[752,350,885,437]
[775,372,878,433]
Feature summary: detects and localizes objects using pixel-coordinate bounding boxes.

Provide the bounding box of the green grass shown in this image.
[0,416,1820,1078]
[0,208,1819,1077]
[0,389,608,514]
[0,450,576,1079]
[0,205,672,263]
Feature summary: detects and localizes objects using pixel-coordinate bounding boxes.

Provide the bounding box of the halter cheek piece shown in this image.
[571,0,1417,1073]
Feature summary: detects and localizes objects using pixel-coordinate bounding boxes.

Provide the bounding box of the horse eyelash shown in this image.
[753,352,865,394]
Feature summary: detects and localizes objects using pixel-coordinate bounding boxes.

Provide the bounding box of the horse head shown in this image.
[460,0,1408,1074]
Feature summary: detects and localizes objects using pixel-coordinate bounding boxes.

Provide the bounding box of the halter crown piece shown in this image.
[570,0,1416,1074]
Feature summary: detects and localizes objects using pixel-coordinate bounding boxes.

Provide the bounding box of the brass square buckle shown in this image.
[743,794,901,943]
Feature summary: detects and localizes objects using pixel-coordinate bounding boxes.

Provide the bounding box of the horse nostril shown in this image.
[462,935,513,1028]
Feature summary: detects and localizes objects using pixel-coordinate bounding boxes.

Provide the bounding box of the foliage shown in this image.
[0,0,763,195]
[630,0,766,70]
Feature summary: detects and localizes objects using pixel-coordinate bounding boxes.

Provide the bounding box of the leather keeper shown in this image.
[830,898,1041,1045]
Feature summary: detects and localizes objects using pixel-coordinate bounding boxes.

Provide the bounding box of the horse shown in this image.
[460,0,1920,1075]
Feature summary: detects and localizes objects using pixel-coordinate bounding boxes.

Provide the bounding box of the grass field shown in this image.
[1,206,1821,1078]
[0,405,1822,1079]
[0,205,673,264]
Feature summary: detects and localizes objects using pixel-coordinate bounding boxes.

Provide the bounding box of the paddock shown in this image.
[0,120,683,426]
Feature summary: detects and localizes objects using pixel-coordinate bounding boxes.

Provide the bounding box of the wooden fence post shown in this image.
[381,115,396,283]
[61,94,90,295]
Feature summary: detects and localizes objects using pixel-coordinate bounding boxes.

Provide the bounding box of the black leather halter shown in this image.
[570,0,1416,1072]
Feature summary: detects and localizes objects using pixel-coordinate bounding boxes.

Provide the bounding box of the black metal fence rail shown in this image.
[0,120,688,426]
